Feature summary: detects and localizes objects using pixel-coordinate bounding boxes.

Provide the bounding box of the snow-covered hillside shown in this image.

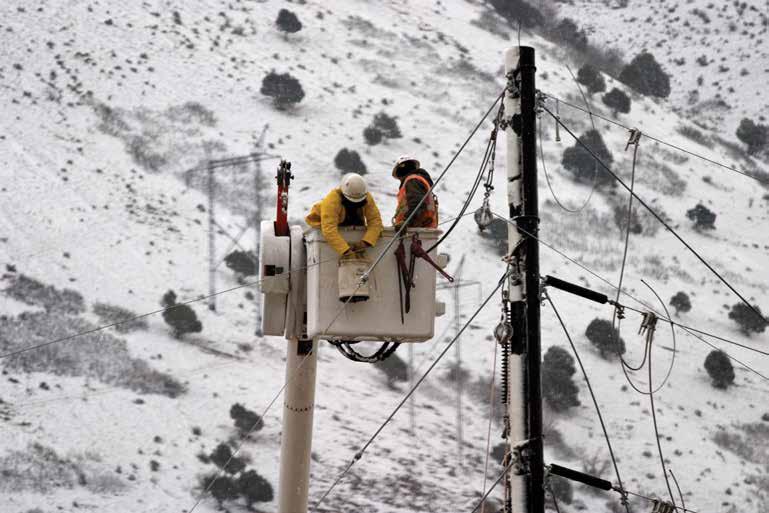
[1,1,768,512]
[559,0,769,133]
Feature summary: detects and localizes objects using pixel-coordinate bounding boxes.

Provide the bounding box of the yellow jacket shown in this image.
[305,188,383,255]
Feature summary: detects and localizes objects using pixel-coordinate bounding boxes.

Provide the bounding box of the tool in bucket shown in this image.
[395,233,454,320]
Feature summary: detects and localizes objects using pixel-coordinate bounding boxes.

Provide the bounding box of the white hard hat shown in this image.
[340,173,368,202]
[395,155,420,168]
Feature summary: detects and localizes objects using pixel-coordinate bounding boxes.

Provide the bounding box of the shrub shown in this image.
[619,52,671,98]
[160,290,202,339]
[260,71,305,109]
[92,302,148,333]
[585,318,625,359]
[230,403,264,436]
[576,64,605,94]
[736,118,768,155]
[479,217,507,256]
[276,9,302,37]
[704,350,735,388]
[199,473,239,507]
[369,112,401,140]
[491,442,506,463]
[728,303,768,336]
[669,292,691,314]
[239,470,274,508]
[550,18,588,51]
[374,352,408,386]
[334,148,367,174]
[3,274,85,314]
[363,126,383,145]
[209,443,246,475]
[549,475,574,505]
[613,203,642,235]
[542,346,580,412]
[224,250,257,277]
[686,203,716,230]
[561,129,615,187]
[488,0,544,28]
[602,88,631,116]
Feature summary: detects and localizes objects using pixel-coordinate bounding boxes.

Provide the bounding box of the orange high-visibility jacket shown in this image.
[305,188,383,255]
[392,174,438,228]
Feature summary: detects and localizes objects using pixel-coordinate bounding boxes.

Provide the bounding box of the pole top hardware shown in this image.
[650,500,676,513]
[509,438,534,476]
[625,128,643,151]
[639,311,658,336]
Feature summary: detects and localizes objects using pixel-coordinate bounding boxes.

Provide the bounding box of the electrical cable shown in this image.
[316,91,506,348]
[469,459,516,513]
[543,290,631,513]
[188,346,314,513]
[670,469,687,511]
[312,270,509,512]
[643,296,677,507]
[492,211,769,384]
[544,93,769,186]
[425,101,503,254]
[541,106,769,327]
[539,119,595,213]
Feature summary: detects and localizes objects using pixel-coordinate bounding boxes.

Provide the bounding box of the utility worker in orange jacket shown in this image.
[305,173,384,256]
[391,155,438,230]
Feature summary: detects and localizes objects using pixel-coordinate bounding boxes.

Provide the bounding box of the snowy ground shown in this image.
[1,1,768,512]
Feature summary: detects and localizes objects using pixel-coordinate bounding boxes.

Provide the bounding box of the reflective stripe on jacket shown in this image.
[393,174,438,228]
[305,188,384,255]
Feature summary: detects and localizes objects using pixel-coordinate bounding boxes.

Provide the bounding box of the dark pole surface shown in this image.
[517,45,543,513]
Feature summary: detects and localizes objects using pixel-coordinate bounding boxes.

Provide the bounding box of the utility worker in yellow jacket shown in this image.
[392,155,438,229]
[305,173,384,256]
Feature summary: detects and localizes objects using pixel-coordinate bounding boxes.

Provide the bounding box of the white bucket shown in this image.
[338,256,370,302]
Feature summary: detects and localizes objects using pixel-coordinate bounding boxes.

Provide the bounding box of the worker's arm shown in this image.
[361,193,383,247]
[319,192,351,256]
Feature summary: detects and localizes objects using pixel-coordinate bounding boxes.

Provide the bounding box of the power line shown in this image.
[492,211,769,384]
[313,270,509,511]
[540,106,768,327]
[544,93,769,186]
[187,349,314,513]
[543,290,631,513]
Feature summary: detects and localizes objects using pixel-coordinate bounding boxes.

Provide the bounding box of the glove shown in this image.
[350,241,370,254]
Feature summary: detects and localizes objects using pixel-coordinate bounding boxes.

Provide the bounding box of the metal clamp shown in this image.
[639,311,658,336]
[625,128,642,151]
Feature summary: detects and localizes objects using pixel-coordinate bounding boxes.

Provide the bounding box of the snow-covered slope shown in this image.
[558,0,769,132]
[1,1,768,512]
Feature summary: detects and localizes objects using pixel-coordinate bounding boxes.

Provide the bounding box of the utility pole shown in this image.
[504,46,543,513]
[254,124,268,336]
[454,255,465,471]
[207,158,217,312]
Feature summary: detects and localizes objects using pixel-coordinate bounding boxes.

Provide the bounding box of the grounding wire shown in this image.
[469,459,516,513]
[544,93,769,186]
[312,270,509,511]
[670,469,687,512]
[542,106,768,327]
[479,339,498,513]
[643,282,678,507]
[544,289,631,513]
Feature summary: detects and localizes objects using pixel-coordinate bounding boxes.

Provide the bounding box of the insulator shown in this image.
[494,321,513,345]
[474,202,493,231]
